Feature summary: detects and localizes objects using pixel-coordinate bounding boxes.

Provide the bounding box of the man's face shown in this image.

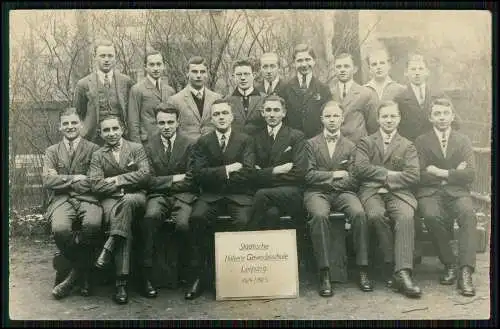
[156,112,179,139]
[368,51,390,80]
[334,56,357,83]
[321,104,344,134]
[211,103,233,132]
[59,114,82,141]
[187,63,208,89]
[429,104,455,131]
[260,55,279,82]
[100,118,123,146]
[261,100,286,128]
[294,51,315,75]
[95,45,116,73]
[405,59,429,86]
[377,104,401,134]
[145,53,164,80]
[233,65,254,90]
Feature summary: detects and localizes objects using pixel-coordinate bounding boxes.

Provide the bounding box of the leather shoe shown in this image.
[319,269,333,297]
[113,283,128,304]
[393,269,422,298]
[440,265,457,285]
[142,280,158,298]
[359,271,373,292]
[457,266,475,297]
[184,277,204,300]
[52,269,79,299]
[384,263,394,288]
[95,249,112,269]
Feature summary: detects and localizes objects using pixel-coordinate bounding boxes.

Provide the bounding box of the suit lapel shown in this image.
[145,77,162,101]
[427,131,445,160]
[68,139,85,172]
[331,135,347,164]
[184,88,201,121]
[223,131,240,158]
[445,131,459,160]
[208,132,223,158]
[201,89,215,121]
[57,141,71,171]
[246,94,261,120]
[153,134,170,167]
[160,78,170,102]
[167,134,185,171]
[372,131,385,162]
[290,76,304,96]
[102,147,121,170]
[316,135,332,169]
[383,133,402,164]
[343,82,361,110]
[270,126,289,163]
[118,139,131,168]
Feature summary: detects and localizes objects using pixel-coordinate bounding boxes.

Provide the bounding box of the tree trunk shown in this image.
[332,11,362,84]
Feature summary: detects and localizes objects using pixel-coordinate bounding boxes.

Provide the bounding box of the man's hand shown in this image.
[173,174,186,183]
[387,170,399,177]
[426,165,440,176]
[377,187,389,194]
[255,165,262,170]
[272,162,293,174]
[332,170,349,179]
[72,174,87,183]
[457,161,467,170]
[104,176,118,185]
[226,162,243,175]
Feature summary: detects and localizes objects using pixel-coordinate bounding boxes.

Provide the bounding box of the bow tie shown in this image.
[106,141,121,152]
[325,134,338,143]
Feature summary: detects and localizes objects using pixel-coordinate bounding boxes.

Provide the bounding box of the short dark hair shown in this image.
[93,40,115,56]
[293,44,316,60]
[59,107,81,121]
[144,49,163,66]
[377,100,400,117]
[154,103,180,120]
[263,95,286,108]
[320,100,344,116]
[99,114,124,129]
[186,56,208,71]
[212,98,232,108]
[430,96,455,114]
[232,59,254,73]
[406,53,428,68]
[335,52,356,65]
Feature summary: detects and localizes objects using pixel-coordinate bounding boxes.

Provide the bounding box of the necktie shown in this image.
[196,91,203,100]
[269,128,275,142]
[342,83,347,100]
[383,135,391,152]
[104,74,111,88]
[106,141,121,152]
[68,140,75,159]
[301,74,307,89]
[165,138,172,158]
[220,134,226,152]
[266,82,271,95]
[417,85,424,106]
[441,131,447,156]
[325,134,338,144]
[156,79,160,92]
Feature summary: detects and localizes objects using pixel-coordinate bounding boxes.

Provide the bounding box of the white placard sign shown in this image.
[214,229,299,301]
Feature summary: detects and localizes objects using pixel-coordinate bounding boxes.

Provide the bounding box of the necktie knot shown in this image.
[104,74,110,88]
[301,74,307,89]
[342,83,347,99]
[156,79,160,91]
[106,141,121,152]
[220,134,226,151]
[165,138,172,153]
[325,134,338,143]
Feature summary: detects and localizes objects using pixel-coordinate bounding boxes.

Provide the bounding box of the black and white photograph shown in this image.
[7,9,492,321]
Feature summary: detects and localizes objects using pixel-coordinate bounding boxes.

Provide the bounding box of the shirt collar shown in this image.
[160,133,176,148]
[237,86,255,97]
[338,79,354,95]
[63,136,81,150]
[189,85,205,97]
[264,76,280,90]
[365,76,393,90]
[433,127,451,141]
[323,129,340,140]
[297,72,312,88]
[97,70,114,84]
[380,128,397,143]
[215,128,232,141]
[147,74,160,88]
[410,82,426,94]
[106,138,123,152]
[267,122,283,135]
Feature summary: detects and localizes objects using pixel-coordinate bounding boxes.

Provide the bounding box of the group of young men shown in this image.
[43,40,478,306]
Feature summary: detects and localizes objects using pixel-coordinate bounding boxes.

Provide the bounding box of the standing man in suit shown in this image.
[43,107,102,299]
[225,59,267,136]
[255,52,284,96]
[415,97,477,297]
[281,44,332,139]
[329,52,378,144]
[304,101,372,297]
[128,50,176,143]
[141,104,197,298]
[364,48,406,104]
[184,99,256,300]
[166,56,222,141]
[247,95,307,231]
[74,40,134,144]
[89,115,150,304]
[353,101,422,298]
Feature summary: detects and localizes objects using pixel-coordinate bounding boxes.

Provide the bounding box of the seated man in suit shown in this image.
[247,95,307,231]
[304,101,372,297]
[226,58,267,136]
[141,104,197,298]
[415,97,477,297]
[185,99,256,300]
[353,101,422,298]
[42,107,102,299]
[89,115,150,305]
[255,52,284,96]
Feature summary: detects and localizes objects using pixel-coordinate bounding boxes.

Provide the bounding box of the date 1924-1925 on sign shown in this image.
[241,276,269,284]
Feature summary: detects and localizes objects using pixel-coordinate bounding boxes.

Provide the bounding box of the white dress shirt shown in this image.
[189,85,205,99]
[410,83,426,105]
[297,72,312,89]
[338,80,354,100]
[264,77,280,94]
[160,133,176,153]
[63,136,81,155]
[215,128,231,149]
[111,138,123,163]
[267,122,282,140]
[97,70,114,85]
[147,74,160,90]
[380,129,397,152]
[365,77,393,100]
[323,130,340,158]
[434,127,451,157]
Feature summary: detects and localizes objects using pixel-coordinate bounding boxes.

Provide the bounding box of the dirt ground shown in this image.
[8,236,491,321]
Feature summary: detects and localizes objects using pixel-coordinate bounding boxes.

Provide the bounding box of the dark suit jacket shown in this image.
[74,70,134,142]
[42,138,100,218]
[144,132,197,204]
[127,77,176,143]
[89,139,151,198]
[255,78,284,96]
[330,79,378,144]
[353,131,420,209]
[190,130,255,205]
[252,125,307,188]
[414,130,475,199]
[225,88,267,136]
[281,75,332,139]
[304,133,358,203]
[166,86,222,141]
[394,83,461,142]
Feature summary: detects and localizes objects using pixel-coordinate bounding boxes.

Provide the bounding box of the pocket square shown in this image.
[284,146,292,153]
[126,161,138,170]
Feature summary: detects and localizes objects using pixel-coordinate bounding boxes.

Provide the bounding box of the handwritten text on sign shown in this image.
[215,229,299,301]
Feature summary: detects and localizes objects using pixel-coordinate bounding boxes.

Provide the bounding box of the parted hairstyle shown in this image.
[263,95,286,108]
[186,56,208,71]
[376,100,400,117]
[93,39,115,56]
[154,102,180,120]
[320,100,345,116]
[293,44,316,60]
[144,49,163,66]
[59,107,81,121]
[232,58,255,73]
